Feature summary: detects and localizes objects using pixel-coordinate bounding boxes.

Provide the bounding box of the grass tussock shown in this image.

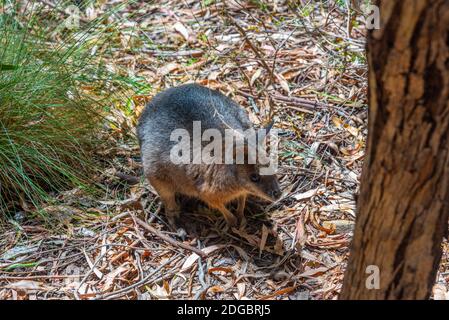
[0,1,127,216]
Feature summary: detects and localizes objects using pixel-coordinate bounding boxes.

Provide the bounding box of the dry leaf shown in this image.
[208,285,225,293]
[5,280,53,291]
[259,286,297,300]
[230,245,250,261]
[275,73,290,93]
[433,284,449,300]
[322,220,355,234]
[163,280,171,295]
[83,249,103,280]
[181,244,225,272]
[232,228,260,247]
[237,283,246,299]
[332,116,343,128]
[102,264,129,292]
[297,266,329,278]
[293,187,324,201]
[259,224,269,255]
[294,213,307,249]
[208,267,233,274]
[148,284,170,299]
[343,123,359,137]
[173,21,190,41]
[250,69,263,86]
[158,62,180,76]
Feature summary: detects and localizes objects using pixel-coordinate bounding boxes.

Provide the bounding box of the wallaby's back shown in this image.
[137,84,252,167]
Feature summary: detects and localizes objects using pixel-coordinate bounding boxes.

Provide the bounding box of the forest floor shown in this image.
[1,0,448,300]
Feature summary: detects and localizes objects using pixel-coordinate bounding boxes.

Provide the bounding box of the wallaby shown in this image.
[137,84,281,227]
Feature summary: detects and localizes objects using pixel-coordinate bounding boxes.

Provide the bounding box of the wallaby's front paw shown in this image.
[166,210,181,230]
[225,215,238,227]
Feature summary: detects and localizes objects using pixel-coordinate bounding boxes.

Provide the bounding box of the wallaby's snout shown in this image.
[240,168,281,202]
[257,176,282,201]
[269,180,282,200]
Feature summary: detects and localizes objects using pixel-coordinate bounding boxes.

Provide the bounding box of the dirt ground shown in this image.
[1,0,448,300]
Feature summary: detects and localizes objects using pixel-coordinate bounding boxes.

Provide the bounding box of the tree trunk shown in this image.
[340,0,449,300]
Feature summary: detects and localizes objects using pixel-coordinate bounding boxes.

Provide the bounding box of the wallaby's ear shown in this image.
[256,121,274,146]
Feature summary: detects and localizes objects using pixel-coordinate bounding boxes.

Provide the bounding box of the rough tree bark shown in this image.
[340,1,449,300]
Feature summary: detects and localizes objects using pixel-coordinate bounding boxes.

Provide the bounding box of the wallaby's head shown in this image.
[236,164,281,202]
[224,121,281,202]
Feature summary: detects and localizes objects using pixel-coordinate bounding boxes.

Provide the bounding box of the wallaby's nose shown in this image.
[271,189,281,199]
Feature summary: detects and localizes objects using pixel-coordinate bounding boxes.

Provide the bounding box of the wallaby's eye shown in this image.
[250,173,260,183]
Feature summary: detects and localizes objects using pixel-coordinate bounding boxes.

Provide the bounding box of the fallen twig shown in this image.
[115,172,140,185]
[132,216,207,258]
[99,254,181,300]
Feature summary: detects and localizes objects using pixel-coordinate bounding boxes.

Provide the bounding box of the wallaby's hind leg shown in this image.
[148,176,180,227]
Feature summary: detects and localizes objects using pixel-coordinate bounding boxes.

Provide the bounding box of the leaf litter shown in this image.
[1,0,448,301]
